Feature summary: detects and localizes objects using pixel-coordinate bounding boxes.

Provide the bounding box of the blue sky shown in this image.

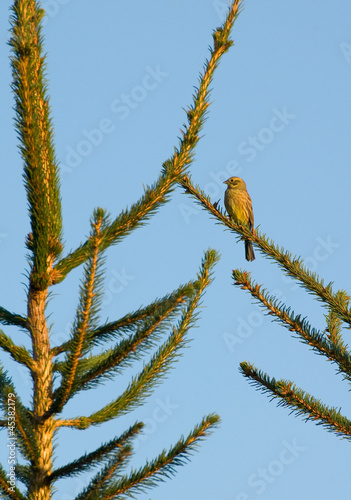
[1,1,351,499]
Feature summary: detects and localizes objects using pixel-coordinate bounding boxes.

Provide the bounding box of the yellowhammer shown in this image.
[224,176,255,261]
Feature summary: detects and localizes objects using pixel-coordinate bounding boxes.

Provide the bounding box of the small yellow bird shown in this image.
[224,176,255,261]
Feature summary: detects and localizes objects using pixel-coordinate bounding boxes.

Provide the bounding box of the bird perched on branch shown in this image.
[224,176,255,262]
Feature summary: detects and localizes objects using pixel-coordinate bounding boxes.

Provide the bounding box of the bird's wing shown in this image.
[248,196,254,229]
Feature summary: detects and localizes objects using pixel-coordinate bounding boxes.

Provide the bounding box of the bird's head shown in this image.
[223,176,247,190]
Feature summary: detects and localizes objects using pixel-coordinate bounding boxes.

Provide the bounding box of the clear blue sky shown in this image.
[1,1,351,499]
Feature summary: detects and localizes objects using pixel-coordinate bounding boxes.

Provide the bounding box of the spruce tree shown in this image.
[181,169,351,440]
[0,1,243,499]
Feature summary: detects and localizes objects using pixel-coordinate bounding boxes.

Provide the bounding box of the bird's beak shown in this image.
[223,180,228,185]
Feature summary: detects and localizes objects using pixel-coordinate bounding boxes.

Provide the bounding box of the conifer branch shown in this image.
[0,307,28,329]
[73,447,133,500]
[89,283,194,348]
[51,210,106,414]
[233,270,351,382]
[56,250,219,430]
[0,368,38,463]
[240,362,351,439]
[77,414,220,499]
[0,463,26,500]
[51,1,243,286]
[10,0,63,290]
[62,310,181,392]
[325,291,350,354]
[48,422,143,484]
[52,281,194,356]
[83,250,217,427]
[0,331,34,371]
[181,175,351,325]
[54,284,199,392]
[14,465,30,488]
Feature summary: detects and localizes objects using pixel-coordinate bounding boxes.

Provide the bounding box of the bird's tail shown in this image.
[245,240,255,262]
